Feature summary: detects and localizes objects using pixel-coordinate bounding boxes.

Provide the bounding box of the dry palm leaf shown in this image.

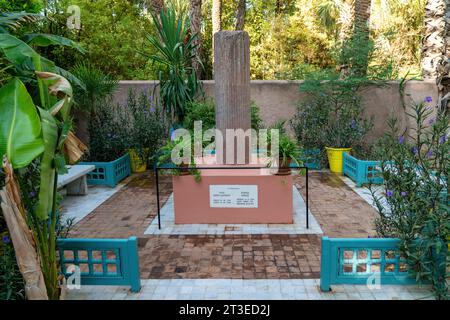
[64,131,88,164]
[0,156,48,300]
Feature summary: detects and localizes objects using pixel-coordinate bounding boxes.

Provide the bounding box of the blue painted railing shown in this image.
[320,237,417,291]
[57,236,141,292]
[80,153,131,187]
[343,153,383,187]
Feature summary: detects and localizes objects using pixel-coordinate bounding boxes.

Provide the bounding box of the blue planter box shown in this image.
[343,153,383,187]
[80,153,131,187]
[302,149,321,170]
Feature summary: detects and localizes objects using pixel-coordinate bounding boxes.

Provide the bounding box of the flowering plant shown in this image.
[370,97,449,299]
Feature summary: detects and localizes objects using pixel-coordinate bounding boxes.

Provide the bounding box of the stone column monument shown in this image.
[214,31,251,164]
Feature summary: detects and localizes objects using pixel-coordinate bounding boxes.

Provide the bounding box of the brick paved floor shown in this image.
[294,172,378,237]
[69,171,379,279]
[138,234,321,279]
[70,173,172,238]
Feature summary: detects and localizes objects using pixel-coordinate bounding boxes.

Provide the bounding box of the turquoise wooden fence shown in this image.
[80,153,131,187]
[57,236,140,292]
[320,237,417,292]
[343,153,383,187]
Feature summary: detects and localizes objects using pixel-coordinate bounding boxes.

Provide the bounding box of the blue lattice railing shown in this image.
[320,237,417,291]
[57,236,140,292]
[343,153,383,187]
[80,153,131,187]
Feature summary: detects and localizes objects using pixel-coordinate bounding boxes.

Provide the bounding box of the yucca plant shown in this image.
[144,1,202,124]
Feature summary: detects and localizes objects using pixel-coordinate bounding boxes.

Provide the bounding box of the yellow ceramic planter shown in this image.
[325,147,352,174]
[129,149,148,173]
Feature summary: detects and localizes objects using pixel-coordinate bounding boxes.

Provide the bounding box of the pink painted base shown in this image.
[172,166,293,224]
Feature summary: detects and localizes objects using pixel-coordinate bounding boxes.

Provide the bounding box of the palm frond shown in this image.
[0,12,42,33]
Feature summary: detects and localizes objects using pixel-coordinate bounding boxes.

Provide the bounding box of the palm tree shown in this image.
[422,0,446,81]
[421,0,450,113]
[212,0,222,36]
[235,0,246,30]
[351,0,372,76]
[189,0,202,78]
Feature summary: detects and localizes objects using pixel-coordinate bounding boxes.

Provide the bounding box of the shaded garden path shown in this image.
[68,171,379,279]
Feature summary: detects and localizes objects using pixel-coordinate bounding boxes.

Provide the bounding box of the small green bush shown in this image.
[183,100,264,131]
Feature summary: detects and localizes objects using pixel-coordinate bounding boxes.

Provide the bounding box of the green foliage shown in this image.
[291,73,373,160]
[183,99,263,131]
[183,100,216,131]
[370,101,449,300]
[250,101,264,130]
[0,236,25,300]
[85,98,129,163]
[145,1,202,123]
[124,90,168,165]
[157,135,201,182]
[39,0,157,79]
[278,134,302,167]
[71,63,118,113]
[0,0,43,13]
[0,78,45,169]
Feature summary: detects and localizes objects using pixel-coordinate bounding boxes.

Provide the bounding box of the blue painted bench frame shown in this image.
[80,153,131,187]
[320,237,417,292]
[343,153,383,187]
[57,236,140,292]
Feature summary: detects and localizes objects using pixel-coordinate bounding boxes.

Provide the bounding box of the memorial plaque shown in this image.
[210,185,258,208]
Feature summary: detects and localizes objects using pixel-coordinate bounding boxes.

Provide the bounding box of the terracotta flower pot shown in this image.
[276,157,292,176]
[179,162,190,176]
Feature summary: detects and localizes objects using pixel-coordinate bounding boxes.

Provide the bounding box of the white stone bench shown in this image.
[58,165,95,195]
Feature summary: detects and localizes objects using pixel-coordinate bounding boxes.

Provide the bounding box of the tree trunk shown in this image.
[1,157,48,300]
[235,0,246,30]
[212,0,222,36]
[422,0,450,113]
[212,0,222,70]
[352,0,372,76]
[189,0,203,79]
[338,0,356,44]
[149,0,164,13]
[422,0,447,80]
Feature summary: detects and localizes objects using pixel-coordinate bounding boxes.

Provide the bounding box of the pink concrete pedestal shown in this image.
[172,166,293,224]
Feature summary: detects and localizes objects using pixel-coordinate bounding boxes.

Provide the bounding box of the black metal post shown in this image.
[155,166,161,230]
[306,167,309,229]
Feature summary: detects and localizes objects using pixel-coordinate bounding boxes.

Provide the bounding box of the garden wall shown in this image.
[79,80,438,144]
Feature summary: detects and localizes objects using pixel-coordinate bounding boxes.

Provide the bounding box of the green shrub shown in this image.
[183,100,264,131]
[0,236,25,300]
[86,98,129,162]
[290,74,373,165]
[183,100,216,131]
[123,90,168,165]
[370,99,449,300]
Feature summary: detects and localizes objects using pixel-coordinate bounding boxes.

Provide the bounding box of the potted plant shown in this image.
[125,90,168,173]
[79,99,131,187]
[271,134,302,176]
[324,113,372,173]
[157,136,201,182]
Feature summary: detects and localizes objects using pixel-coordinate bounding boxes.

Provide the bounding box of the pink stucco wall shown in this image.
[108,80,437,143]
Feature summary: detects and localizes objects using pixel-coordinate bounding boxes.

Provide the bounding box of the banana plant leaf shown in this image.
[0,78,44,169]
[35,107,58,221]
[22,34,86,54]
[0,33,39,65]
[36,71,73,121]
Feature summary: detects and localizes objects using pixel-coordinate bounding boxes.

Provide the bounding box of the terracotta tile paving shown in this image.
[69,171,379,279]
[69,173,172,238]
[138,234,321,279]
[294,172,378,237]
